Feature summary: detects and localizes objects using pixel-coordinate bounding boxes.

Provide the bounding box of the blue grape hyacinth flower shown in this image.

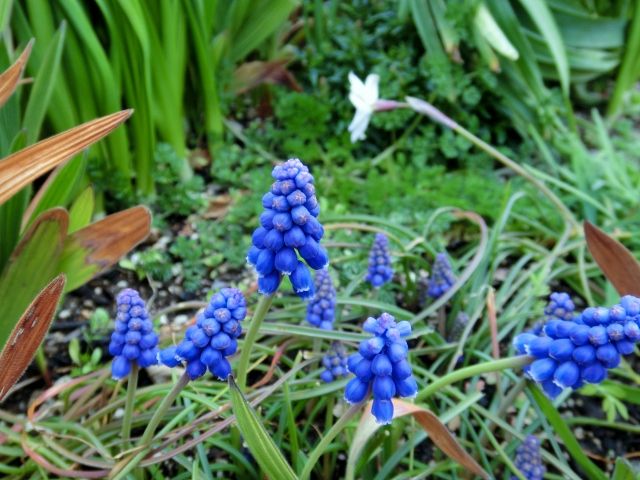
[344,312,418,424]
[365,233,393,288]
[320,342,349,383]
[247,158,328,299]
[427,252,456,299]
[109,289,159,379]
[514,294,640,398]
[159,288,247,381]
[544,291,575,321]
[306,268,336,329]
[511,435,545,480]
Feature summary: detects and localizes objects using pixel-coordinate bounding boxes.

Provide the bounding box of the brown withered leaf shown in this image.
[584,221,640,296]
[0,40,33,108]
[234,60,302,94]
[59,206,151,291]
[347,399,489,479]
[0,275,66,402]
[203,193,233,219]
[0,109,132,205]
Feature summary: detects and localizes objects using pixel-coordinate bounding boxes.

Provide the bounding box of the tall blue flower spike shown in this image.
[109,289,159,379]
[306,268,336,329]
[320,342,349,383]
[514,294,640,398]
[344,313,418,424]
[365,233,393,288]
[159,288,247,380]
[427,252,456,299]
[247,158,328,299]
[511,435,545,480]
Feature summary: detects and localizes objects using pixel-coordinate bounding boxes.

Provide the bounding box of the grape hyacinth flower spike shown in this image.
[159,288,247,380]
[511,435,545,480]
[544,291,575,321]
[320,342,349,383]
[247,158,329,299]
[514,294,640,398]
[344,313,418,424]
[365,233,393,288]
[427,252,456,299]
[109,288,159,379]
[306,268,337,329]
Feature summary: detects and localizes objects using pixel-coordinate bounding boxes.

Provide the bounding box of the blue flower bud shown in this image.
[305,246,329,270]
[572,345,596,365]
[387,342,408,362]
[286,189,306,206]
[396,321,411,337]
[284,226,306,248]
[588,326,608,346]
[528,336,553,358]
[392,360,412,380]
[347,353,363,373]
[138,348,159,368]
[548,339,574,362]
[222,339,238,356]
[210,332,232,350]
[122,344,140,360]
[371,354,392,376]
[365,234,394,288]
[187,359,207,380]
[176,340,199,361]
[109,342,123,356]
[290,261,314,298]
[210,357,232,380]
[263,229,284,252]
[252,227,268,248]
[272,195,290,212]
[320,370,334,383]
[359,337,385,359]
[553,361,580,388]
[345,377,369,403]
[621,295,640,316]
[372,375,396,400]
[274,248,298,275]
[372,399,394,425]
[624,321,640,341]
[272,212,293,232]
[202,318,221,336]
[582,362,607,384]
[545,292,575,321]
[513,333,537,355]
[262,192,275,209]
[395,375,418,398]
[543,319,562,338]
[542,379,563,399]
[159,346,181,367]
[255,249,276,276]
[596,344,620,368]
[111,356,131,379]
[569,324,590,346]
[191,328,210,348]
[200,347,223,368]
[607,323,624,342]
[555,321,575,338]
[529,358,557,382]
[615,340,635,355]
[258,272,282,295]
[259,209,276,229]
[302,216,324,241]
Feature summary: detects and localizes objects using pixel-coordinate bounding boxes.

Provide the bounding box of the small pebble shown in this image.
[58,310,71,319]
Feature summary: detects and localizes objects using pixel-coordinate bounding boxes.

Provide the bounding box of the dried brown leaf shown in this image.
[348,399,488,479]
[0,109,132,205]
[0,40,33,108]
[0,275,65,402]
[584,221,640,296]
[60,206,151,291]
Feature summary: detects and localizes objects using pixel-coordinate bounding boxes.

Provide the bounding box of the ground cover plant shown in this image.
[1,1,640,479]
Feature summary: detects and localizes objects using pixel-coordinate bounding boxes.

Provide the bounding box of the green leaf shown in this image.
[611,457,637,480]
[530,386,607,480]
[228,377,297,480]
[0,208,67,352]
[23,21,66,144]
[67,186,94,233]
[517,0,569,95]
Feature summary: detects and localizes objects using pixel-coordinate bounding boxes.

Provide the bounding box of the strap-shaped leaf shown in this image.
[347,399,488,479]
[0,274,66,402]
[0,40,33,108]
[59,206,151,292]
[584,221,640,296]
[0,208,68,351]
[0,109,132,205]
[228,377,297,480]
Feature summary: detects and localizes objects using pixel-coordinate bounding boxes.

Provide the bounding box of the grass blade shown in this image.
[228,376,297,480]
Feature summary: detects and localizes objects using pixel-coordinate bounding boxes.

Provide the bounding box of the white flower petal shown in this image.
[349,91,374,112]
[348,71,366,95]
[363,74,380,104]
[348,109,372,143]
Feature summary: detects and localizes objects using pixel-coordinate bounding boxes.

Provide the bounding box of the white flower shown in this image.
[348,72,379,143]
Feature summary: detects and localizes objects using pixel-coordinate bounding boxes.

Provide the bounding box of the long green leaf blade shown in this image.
[228,377,297,480]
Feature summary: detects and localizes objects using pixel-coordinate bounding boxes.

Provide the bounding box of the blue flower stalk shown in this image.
[247,158,328,299]
[514,293,640,398]
[306,268,337,329]
[427,252,456,299]
[344,313,418,424]
[109,288,159,379]
[365,233,393,288]
[159,288,247,380]
[511,435,545,480]
[320,342,349,383]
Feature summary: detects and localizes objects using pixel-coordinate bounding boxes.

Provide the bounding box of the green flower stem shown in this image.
[299,403,362,480]
[416,355,532,402]
[236,294,274,390]
[404,96,578,230]
[121,364,139,445]
[140,372,190,446]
